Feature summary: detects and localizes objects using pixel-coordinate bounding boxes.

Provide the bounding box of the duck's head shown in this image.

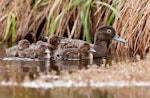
[18,39,30,50]
[94,25,126,45]
[93,25,126,57]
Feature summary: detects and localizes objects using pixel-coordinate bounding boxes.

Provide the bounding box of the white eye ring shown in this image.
[107,29,111,33]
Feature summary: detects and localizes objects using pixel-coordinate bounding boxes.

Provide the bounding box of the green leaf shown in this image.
[46,0,60,35]
[49,0,83,36]
[80,0,92,43]
[11,14,16,43]
[4,14,11,41]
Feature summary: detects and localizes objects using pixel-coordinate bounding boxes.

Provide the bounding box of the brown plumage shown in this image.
[54,43,95,60]
[59,25,126,58]
[92,25,126,57]
[18,41,50,59]
[47,35,61,57]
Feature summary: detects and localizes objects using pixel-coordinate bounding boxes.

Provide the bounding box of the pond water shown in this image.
[0,44,150,98]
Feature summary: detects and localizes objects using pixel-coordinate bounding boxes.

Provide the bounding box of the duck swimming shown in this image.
[59,25,126,58]
[92,25,126,57]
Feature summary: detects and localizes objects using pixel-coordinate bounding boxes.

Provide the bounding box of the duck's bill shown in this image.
[89,48,96,53]
[113,34,126,43]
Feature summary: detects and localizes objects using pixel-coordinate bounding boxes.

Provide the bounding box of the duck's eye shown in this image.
[107,29,112,33]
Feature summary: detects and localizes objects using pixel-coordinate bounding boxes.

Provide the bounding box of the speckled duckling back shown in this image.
[54,42,95,60]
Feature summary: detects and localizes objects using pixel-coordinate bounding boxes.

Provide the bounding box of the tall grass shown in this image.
[0,0,149,59]
[3,14,11,42]
[46,0,60,36]
[11,14,16,43]
[49,0,83,36]
[113,0,150,59]
[80,0,92,43]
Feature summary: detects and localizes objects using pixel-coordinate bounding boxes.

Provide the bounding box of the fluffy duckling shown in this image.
[47,35,61,57]
[54,43,95,60]
[79,43,96,59]
[18,41,50,59]
[6,39,30,57]
[36,43,51,59]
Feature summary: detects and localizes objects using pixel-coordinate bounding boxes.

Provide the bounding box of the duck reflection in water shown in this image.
[50,59,92,73]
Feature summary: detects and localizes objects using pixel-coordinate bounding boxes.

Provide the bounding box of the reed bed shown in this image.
[0,0,149,59]
[114,0,150,59]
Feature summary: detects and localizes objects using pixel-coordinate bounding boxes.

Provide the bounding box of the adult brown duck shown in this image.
[60,25,126,58]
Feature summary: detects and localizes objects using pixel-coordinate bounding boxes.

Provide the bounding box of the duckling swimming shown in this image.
[6,39,30,57]
[54,43,95,60]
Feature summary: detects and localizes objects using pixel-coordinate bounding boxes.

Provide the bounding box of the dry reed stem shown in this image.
[114,0,150,59]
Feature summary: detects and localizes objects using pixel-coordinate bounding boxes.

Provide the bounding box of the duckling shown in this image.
[36,44,51,59]
[47,35,61,57]
[6,39,30,57]
[79,43,96,59]
[19,48,37,59]
[18,39,30,50]
[54,43,95,60]
[48,35,60,49]
[18,41,50,59]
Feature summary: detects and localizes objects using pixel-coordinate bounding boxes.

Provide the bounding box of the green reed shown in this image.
[80,0,92,43]
[3,13,16,43]
[4,14,11,42]
[46,0,60,36]
[11,14,16,43]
